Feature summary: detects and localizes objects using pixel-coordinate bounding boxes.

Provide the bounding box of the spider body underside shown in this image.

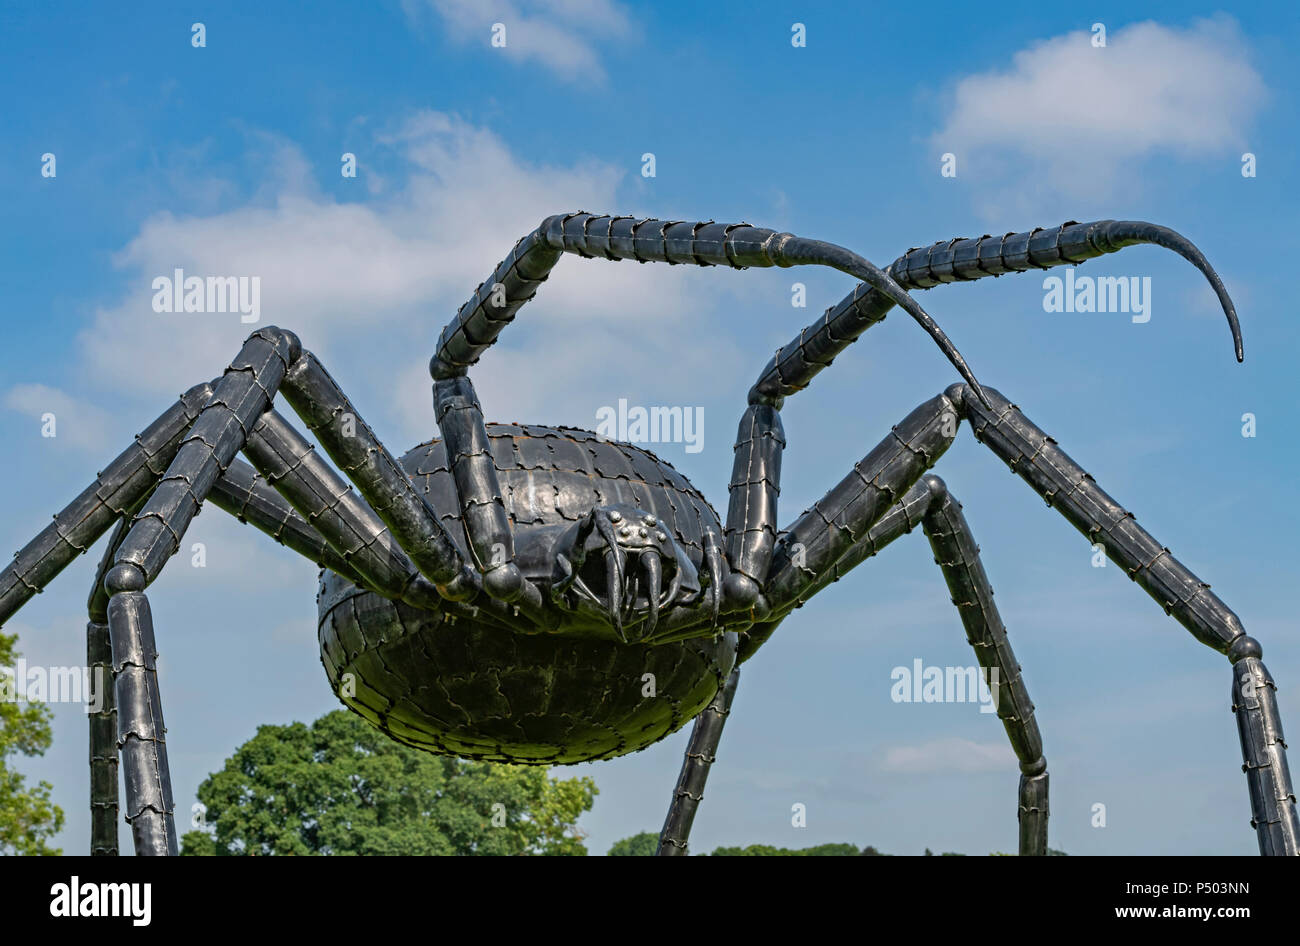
[2,211,1296,857]
[320,425,738,764]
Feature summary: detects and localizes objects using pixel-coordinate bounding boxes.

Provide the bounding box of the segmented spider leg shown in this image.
[430,375,538,607]
[657,666,740,856]
[752,219,1242,402]
[918,476,1048,856]
[740,449,954,660]
[240,408,446,610]
[434,214,977,390]
[86,614,117,855]
[743,403,1049,852]
[0,382,212,628]
[111,328,296,587]
[86,623,118,854]
[1232,645,1296,856]
[760,392,961,615]
[279,352,474,599]
[436,212,990,624]
[104,326,298,855]
[85,457,378,857]
[721,401,784,618]
[839,476,1050,854]
[85,506,148,857]
[945,382,1299,855]
[102,578,173,855]
[209,457,367,588]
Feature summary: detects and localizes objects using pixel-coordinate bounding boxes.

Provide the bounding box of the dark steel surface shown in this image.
[106,589,176,856]
[656,666,740,855]
[314,423,739,763]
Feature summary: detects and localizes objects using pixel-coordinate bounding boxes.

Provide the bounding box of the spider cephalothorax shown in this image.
[2,211,1293,858]
[548,502,705,641]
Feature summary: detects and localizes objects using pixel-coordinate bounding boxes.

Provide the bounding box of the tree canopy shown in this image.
[181,709,596,855]
[0,631,64,855]
[608,830,659,856]
[709,842,864,856]
[606,832,1066,856]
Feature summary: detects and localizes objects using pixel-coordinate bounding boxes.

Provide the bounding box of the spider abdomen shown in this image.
[315,423,738,763]
[317,572,737,762]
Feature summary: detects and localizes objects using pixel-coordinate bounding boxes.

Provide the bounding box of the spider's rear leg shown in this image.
[101,326,300,854]
[237,407,448,610]
[2,325,486,855]
[918,479,1049,855]
[0,382,213,627]
[654,393,962,856]
[944,382,1299,855]
[85,506,148,857]
[99,326,463,853]
[0,384,215,855]
[430,373,550,613]
[750,399,1049,854]
[101,567,174,854]
[208,458,369,588]
[279,351,474,600]
[775,475,1050,854]
[656,666,740,856]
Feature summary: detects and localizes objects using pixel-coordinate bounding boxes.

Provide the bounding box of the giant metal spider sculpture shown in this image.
[1,213,1295,857]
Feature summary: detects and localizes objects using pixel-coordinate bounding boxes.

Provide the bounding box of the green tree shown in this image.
[180,709,596,855]
[608,831,659,856]
[709,842,862,856]
[0,631,64,855]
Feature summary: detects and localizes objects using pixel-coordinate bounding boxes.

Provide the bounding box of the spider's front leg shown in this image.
[745,393,1061,853]
[757,386,1299,855]
[762,466,1051,855]
[430,374,536,609]
[652,397,787,855]
[944,383,1299,855]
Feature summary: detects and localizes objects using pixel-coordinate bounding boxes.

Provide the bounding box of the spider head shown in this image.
[550,504,695,642]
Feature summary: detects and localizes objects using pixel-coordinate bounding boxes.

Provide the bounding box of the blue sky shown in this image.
[2,0,1298,855]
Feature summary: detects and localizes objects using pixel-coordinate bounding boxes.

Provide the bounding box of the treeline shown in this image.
[607,831,1067,856]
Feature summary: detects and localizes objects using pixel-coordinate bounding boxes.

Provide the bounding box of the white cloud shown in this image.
[61,110,753,455]
[410,0,634,83]
[880,737,1013,775]
[932,16,1266,214]
[3,384,113,455]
